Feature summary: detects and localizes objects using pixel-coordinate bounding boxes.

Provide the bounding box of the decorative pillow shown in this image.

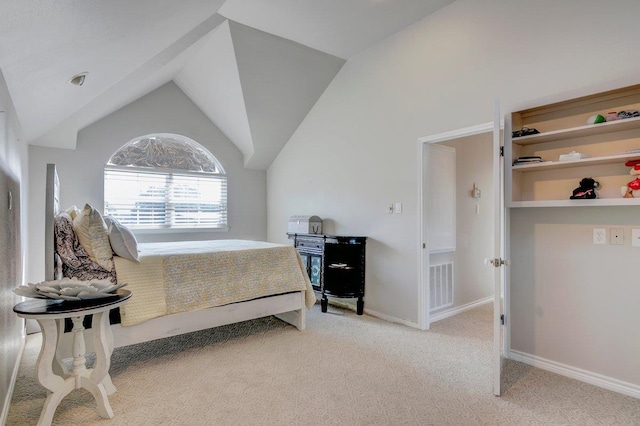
[54,212,83,268]
[65,205,81,220]
[72,204,114,271]
[104,216,140,262]
[54,253,63,280]
[54,212,116,282]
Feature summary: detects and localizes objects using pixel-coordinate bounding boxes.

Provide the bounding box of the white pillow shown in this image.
[65,205,81,220]
[72,204,114,271]
[104,216,140,262]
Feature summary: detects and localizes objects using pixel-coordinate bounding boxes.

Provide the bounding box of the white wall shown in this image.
[510,207,640,388]
[0,69,28,423]
[28,81,267,284]
[434,133,494,313]
[267,0,640,390]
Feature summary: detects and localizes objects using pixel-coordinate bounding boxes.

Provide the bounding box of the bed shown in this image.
[44,164,315,355]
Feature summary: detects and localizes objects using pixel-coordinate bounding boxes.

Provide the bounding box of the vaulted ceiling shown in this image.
[0,0,455,169]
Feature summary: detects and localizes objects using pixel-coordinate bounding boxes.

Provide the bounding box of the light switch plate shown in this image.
[632,229,640,247]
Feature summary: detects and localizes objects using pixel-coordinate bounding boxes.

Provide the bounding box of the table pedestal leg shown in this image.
[52,319,68,377]
[90,311,117,395]
[35,320,66,391]
[37,379,75,426]
[34,315,115,426]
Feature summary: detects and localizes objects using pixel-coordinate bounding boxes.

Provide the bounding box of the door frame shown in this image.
[417,121,502,329]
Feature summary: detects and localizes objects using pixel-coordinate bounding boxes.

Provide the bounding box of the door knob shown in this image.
[485,258,509,267]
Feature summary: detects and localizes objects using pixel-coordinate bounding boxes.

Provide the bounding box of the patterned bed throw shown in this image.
[113,240,316,326]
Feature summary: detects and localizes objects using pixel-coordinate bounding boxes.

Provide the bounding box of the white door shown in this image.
[491,100,507,396]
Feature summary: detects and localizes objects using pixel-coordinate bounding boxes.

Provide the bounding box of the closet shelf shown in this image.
[512,116,640,146]
[512,152,640,172]
[509,198,640,208]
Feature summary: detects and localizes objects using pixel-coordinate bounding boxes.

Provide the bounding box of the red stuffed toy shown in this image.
[621,160,640,198]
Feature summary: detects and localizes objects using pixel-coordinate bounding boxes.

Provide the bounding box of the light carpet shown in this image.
[6,303,640,425]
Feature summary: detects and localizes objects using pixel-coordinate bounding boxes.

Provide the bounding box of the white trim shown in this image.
[365,307,420,329]
[429,296,493,323]
[418,122,500,145]
[417,121,499,330]
[429,248,455,254]
[509,350,640,400]
[1,334,26,425]
[325,299,420,329]
[417,141,429,329]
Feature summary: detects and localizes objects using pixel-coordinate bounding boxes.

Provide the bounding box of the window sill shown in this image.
[132,226,230,235]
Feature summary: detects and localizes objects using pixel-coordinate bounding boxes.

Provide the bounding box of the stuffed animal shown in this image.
[621,160,640,198]
[570,177,599,199]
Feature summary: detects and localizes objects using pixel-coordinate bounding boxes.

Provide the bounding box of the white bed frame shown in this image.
[45,164,306,354]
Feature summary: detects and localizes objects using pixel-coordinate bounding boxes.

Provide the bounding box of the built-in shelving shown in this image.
[507,83,640,207]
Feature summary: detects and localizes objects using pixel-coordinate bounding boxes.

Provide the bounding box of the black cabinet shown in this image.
[288,233,367,315]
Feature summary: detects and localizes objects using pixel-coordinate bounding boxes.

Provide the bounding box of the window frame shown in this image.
[104,134,228,232]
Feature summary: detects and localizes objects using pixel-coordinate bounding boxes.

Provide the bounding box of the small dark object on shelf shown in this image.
[513,155,543,166]
[617,110,640,119]
[570,177,599,199]
[512,127,540,138]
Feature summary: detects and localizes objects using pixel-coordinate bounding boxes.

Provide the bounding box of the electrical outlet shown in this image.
[593,228,606,244]
[632,229,640,247]
[610,228,624,245]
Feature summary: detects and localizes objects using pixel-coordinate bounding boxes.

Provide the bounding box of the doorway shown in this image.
[431,130,495,323]
[418,120,506,396]
[419,123,498,329]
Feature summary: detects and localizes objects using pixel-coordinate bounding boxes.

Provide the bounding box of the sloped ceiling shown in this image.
[175,21,344,169]
[0,0,455,170]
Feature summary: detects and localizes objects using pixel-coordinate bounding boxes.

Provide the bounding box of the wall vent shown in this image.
[430,262,453,311]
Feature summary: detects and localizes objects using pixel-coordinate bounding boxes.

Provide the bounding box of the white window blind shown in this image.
[104,167,227,229]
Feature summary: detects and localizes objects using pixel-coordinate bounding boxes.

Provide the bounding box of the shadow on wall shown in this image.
[0,161,22,418]
[321,218,335,235]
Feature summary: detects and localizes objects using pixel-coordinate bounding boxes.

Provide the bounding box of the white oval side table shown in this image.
[14,289,131,426]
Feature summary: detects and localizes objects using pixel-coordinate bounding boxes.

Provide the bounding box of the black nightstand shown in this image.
[288,233,367,315]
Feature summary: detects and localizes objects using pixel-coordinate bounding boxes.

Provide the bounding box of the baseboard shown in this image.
[326,295,492,329]
[429,296,493,324]
[1,334,26,425]
[509,349,640,399]
[325,299,420,329]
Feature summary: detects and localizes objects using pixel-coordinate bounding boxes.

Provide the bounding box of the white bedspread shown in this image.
[113,240,316,326]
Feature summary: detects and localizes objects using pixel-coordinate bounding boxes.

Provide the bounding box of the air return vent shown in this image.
[430,262,453,311]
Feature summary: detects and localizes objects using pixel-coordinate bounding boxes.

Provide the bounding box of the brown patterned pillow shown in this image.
[54,212,83,268]
[54,253,63,280]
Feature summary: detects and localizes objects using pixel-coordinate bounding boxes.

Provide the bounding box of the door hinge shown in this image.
[500,314,505,325]
[500,146,504,157]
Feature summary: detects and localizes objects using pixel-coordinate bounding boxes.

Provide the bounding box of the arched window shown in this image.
[104,134,227,230]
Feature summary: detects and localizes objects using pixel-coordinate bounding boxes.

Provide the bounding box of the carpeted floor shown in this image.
[6,302,640,425]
